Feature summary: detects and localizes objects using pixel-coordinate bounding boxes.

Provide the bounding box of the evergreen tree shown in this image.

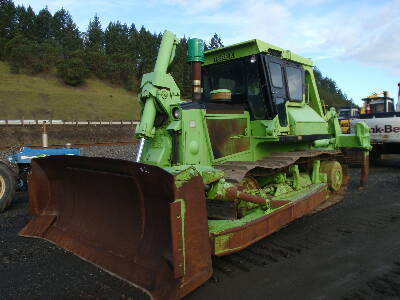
[105,52,135,89]
[104,21,129,55]
[4,33,34,73]
[170,36,191,98]
[57,57,89,86]
[0,0,16,39]
[313,67,352,108]
[85,50,107,79]
[85,14,104,51]
[4,32,60,74]
[52,8,82,54]
[128,23,139,62]
[135,26,160,79]
[0,0,353,106]
[34,7,52,42]
[33,40,61,72]
[0,0,16,58]
[15,5,36,39]
[208,33,223,49]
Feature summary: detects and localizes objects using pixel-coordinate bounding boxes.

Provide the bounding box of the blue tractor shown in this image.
[0,147,80,212]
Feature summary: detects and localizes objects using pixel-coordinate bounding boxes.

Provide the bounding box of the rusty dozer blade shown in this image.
[20,156,212,300]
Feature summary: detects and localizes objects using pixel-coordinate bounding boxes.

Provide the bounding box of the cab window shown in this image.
[286,66,303,101]
[269,62,283,88]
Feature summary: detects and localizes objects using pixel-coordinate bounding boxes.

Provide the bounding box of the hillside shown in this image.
[0,62,139,120]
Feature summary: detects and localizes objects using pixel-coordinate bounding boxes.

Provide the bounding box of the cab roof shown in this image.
[204,39,313,67]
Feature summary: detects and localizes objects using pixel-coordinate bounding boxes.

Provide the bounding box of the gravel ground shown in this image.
[0,148,400,300]
[80,144,138,161]
[0,144,138,162]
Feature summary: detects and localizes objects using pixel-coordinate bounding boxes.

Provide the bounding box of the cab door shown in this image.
[264,56,288,127]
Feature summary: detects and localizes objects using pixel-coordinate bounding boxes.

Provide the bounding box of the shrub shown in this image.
[57,57,89,86]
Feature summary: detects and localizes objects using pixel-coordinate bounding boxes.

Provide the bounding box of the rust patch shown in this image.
[360,152,369,187]
[210,186,328,256]
[170,201,185,279]
[206,118,249,159]
[20,156,212,300]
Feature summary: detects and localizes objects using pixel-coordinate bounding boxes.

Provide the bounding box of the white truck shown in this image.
[351,87,400,159]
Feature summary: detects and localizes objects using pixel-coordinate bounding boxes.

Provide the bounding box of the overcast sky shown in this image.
[15,0,400,105]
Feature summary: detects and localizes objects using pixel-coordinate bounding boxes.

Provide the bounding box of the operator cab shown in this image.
[362,97,395,114]
[201,54,304,127]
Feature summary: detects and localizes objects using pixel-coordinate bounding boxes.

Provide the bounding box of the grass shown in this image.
[0,62,140,120]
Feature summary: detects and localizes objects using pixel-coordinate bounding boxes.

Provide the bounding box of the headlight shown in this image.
[172,107,181,120]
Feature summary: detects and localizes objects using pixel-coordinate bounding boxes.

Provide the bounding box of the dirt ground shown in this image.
[1,157,400,300]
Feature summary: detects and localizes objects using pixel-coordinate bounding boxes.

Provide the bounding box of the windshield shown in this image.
[339,110,351,118]
[370,103,385,113]
[202,56,267,119]
[203,60,247,103]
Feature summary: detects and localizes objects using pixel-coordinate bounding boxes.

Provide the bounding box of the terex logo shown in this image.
[371,125,400,133]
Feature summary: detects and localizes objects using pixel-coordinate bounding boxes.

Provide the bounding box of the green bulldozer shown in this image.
[20,31,371,299]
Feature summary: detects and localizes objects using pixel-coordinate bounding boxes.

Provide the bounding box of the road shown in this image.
[1,157,400,300]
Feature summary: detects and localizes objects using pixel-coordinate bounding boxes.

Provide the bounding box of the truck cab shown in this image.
[338,107,359,133]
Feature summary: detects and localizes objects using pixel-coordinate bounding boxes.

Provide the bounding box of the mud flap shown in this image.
[19,156,212,300]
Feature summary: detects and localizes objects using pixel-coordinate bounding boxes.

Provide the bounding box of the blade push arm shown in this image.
[135,31,180,139]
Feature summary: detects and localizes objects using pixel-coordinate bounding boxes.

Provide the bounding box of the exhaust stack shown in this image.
[187,38,204,101]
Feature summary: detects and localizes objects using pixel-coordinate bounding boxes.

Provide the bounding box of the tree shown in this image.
[313,67,352,108]
[0,0,16,58]
[33,41,61,72]
[207,33,223,49]
[52,8,82,54]
[85,14,104,51]
[0,0,16,39]
[4,33,60,74]
[15,5,36,39]
[34,7,53,42]
[57,57,89,86]
[170,36,191,98]
[128,23,139,62]
[104,53,135,89]
[4,33,34,73]
[135,26,160,79]
[104,21,129,55]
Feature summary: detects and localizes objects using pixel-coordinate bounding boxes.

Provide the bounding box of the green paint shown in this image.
[336,122,371,150]
[135,97,157,138]
[214,233,236,255]
[334,168,342,186]
[206,179,233,200]
[204,39,313,67]
[210,89,231,94]
[176,198,186,274]
[289,165,300,190]
[271,183,326,201]
[287,105,328,135]
[136,30,370,170]
[312,160,321,184]
[173,166,200,188]
[273,183,295,196]
[132,30,371,254]
[256,173,286,187]
[187,38,204,63]
[166,164,224,185]
[209,182,327,238]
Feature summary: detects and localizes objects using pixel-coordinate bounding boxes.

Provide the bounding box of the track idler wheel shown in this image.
[320,161,342,192]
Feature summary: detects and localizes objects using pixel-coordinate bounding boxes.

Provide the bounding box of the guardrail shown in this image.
[0,120,139,125]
